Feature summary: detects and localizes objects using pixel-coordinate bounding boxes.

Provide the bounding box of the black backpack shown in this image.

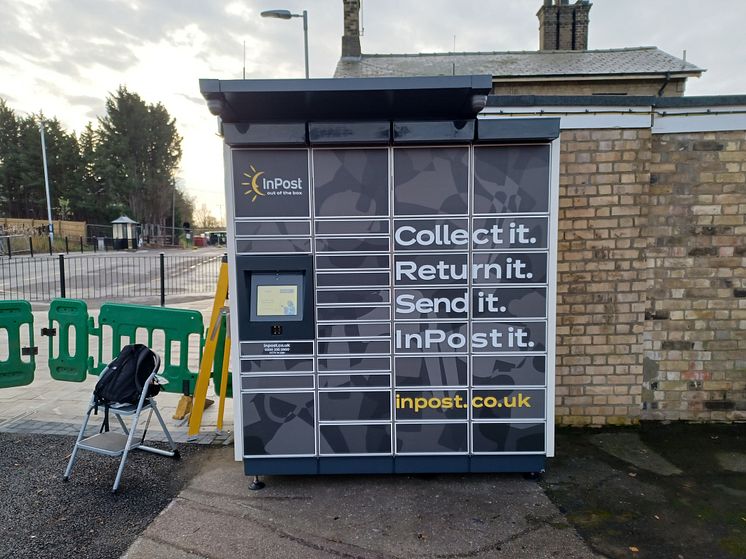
[94,344,161,431]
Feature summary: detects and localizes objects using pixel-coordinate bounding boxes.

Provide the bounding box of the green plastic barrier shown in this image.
[47,299,90,382]
[0,300,36,388]
[89,303,205,395]
[211,314,233,399]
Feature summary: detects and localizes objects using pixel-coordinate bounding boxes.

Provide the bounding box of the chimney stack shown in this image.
[538,0,591,51]
[341,0,361,59]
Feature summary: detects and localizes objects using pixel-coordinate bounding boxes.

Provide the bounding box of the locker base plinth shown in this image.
[243,455,546,476]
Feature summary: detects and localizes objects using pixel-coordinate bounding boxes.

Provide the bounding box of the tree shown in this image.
[0,99,20,215]
[0,108,81,220]
[194,202,220,229]
[96,86,182,226]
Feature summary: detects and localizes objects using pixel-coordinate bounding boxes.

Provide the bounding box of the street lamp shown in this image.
[261,8,309,79]
[38,120,55,242]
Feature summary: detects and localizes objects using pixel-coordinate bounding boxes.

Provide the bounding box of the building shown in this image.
[327,1,746,425]
[335,0,704,97]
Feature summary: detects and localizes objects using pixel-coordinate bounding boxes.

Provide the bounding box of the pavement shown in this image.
[123,446,599,559]
[2,298,745,559]
[119,423,746,559]
[0,295,233,445]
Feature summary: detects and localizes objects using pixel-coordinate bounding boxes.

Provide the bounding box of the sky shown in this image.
[1,0,745,221]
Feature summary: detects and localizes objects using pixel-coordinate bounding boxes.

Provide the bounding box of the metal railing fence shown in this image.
[0,252,223,303]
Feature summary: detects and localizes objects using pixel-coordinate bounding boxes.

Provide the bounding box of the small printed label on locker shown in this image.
[240,341,314,357]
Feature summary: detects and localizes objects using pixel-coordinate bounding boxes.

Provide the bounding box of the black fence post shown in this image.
[65,236,69,254]
[160,252,165,307]
[79,236,83,253]
[6,236,11,259]
[48,235,52,256]
[59,254,66,298]
[29,237,34,257]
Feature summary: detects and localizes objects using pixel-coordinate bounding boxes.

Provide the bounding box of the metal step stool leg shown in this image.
[64,402,95,482]
[111,409,142,493]
[150,401,178,454]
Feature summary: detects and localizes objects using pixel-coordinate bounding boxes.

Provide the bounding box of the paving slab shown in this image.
[123,447,601,559]
[0,297,233,445]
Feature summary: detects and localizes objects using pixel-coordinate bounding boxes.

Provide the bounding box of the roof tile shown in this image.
[335,47,704,79]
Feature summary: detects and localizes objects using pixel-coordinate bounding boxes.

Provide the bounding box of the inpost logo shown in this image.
[242,164,304,203]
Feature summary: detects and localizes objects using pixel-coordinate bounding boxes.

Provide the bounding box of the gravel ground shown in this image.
[0,432,218,559]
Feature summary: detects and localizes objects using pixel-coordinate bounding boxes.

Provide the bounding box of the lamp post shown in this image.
[260,8,309,79]
[38,120,54,242]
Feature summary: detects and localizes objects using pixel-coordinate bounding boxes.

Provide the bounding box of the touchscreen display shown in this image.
[256,285,298,317]
[249,272,304,322]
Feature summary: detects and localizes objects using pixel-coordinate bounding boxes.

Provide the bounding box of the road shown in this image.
[0,247,225,302]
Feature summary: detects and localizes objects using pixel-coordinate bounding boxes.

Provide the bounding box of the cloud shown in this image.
[1,0,745,219]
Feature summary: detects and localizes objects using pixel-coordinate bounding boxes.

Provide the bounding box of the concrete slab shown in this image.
[589,432,682,476]
[123,447,601,559]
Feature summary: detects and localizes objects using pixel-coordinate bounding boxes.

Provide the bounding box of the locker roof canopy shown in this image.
[199,75,492,123]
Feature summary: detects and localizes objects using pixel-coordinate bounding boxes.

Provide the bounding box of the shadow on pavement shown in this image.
[543,423,746,559]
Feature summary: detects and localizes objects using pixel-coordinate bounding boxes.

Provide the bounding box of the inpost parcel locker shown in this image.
[199,76,560,477]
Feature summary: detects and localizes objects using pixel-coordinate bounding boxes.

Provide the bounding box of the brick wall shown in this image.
[644,132,746,421]
[555,128,650,425]
[553,127,746,425]
[491,78,686,97]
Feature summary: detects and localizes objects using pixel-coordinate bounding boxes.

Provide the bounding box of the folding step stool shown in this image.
[63,362,180,494]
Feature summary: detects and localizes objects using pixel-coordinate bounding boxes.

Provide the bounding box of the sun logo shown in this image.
[241,165,265,202]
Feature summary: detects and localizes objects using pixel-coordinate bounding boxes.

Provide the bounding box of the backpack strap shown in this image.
[133,345,159,398]
[99,403,110,433]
